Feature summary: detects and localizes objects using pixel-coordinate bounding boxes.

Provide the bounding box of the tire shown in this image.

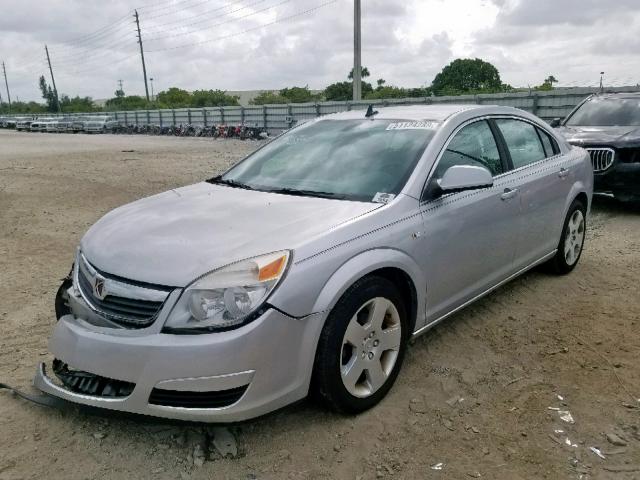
[312,275,409,413]
[547,199,587,275]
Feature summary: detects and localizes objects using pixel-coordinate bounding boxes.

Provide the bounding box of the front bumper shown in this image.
[34,309,325,422]
[595,163,640,199]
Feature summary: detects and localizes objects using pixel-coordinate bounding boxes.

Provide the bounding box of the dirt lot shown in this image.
[0,129,639,480]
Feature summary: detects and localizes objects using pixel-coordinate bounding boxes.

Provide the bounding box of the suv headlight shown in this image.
[164,251,290,332]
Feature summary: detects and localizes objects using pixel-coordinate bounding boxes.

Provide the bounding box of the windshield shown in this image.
[220,119,436,202]
[566,97,640,126]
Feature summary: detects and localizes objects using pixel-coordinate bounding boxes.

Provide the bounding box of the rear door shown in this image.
[493,118,571,269]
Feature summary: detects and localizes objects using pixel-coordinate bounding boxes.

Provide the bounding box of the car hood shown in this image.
[557,125,640,148]
[81,182,380,287]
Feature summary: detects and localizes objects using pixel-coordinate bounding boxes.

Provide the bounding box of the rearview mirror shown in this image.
[437,165,494,193]
[550,118,562,128]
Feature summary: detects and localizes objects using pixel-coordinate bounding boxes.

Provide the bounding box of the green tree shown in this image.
[39,75,58,112]
[348,66,370,79]
[535,75,558,91]
[60,95,97,113]
[104,95,149,111]
[251,86,320,105]
[279,86,320,103]
[431,58,503,95]
[324,81,373,101]
[191,89,239,107]
[365,86,409,100]
[156,87,191,108]
[2,100,45,114]
[250,91,289,105]
[406,87,432,97]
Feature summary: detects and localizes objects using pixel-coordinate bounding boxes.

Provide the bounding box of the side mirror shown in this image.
[437,165,494,193]
[550,118,562,128]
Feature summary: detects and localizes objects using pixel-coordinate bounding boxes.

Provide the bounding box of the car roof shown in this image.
[323,104,525,123]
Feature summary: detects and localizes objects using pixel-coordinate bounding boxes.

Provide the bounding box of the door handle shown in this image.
[558,167,570,179]
[500,188,519,201]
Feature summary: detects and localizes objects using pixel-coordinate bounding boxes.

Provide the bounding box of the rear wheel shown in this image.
[547,199,587,274]
[312,276,408,413]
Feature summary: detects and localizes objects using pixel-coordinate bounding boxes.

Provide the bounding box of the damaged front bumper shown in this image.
[34,308,325,422]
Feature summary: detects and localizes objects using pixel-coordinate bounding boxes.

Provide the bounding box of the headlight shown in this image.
[164,251,290,332]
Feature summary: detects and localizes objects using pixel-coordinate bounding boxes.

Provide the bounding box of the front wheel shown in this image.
[312,276,408,413]
[547,199,587,275]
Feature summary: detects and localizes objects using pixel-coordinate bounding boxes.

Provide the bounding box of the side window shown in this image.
[496,119,546,169]
[434,120,503,179]
[537,128,559,157]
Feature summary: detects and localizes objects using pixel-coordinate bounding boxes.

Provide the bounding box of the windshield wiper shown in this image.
[265,187,346,200]
[207,176,255,190]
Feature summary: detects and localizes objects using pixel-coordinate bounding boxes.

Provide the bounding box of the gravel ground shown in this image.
[0,129,639,480]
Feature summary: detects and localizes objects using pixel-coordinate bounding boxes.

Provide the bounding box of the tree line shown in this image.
[0,58,560,114]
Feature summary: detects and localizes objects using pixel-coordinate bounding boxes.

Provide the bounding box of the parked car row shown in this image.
[1,115,269,140]
[0,115,118,133]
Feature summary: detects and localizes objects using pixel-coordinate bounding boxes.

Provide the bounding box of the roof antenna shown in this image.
[365,104,379,118]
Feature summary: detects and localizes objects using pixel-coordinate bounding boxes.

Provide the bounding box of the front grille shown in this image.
[76,255,170,329]
[52,359,135,397]
[148,385,248,409]
[586,148,615,172]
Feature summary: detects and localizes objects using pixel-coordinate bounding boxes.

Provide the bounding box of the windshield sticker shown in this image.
[386,121,439,131]
[372,192,396,204]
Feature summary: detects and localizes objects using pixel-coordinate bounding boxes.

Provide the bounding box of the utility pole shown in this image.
[45,45,62,112]
[353,0,362,101]
[2,61,11,113]
[599,72,605,93]
[134,10,150,102]
[150,77,154,101]
[118,79,124,93]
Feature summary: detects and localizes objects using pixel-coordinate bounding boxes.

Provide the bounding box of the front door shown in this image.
[419,119,520,323]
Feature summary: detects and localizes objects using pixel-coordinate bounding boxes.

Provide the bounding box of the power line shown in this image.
[35,2,249,64]
[144,0,262,32]
[146,0,337,52]
[141,0,229,20]
[62,13,134,47]
[145,0,289,41]
[51,37,138,67]
[55,53,138,78]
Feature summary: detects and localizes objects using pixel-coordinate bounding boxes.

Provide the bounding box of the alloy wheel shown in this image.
[340,297,402,398]
[564,209,585,266]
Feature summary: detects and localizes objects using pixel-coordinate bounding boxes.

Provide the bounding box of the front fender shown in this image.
[309,248,426,332]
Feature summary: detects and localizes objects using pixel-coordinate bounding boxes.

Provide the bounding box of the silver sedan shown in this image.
[36,105,593,421]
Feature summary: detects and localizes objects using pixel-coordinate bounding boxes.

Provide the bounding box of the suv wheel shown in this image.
[312,276,408,413]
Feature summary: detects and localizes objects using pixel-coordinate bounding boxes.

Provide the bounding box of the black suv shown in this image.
[555,93,640,202]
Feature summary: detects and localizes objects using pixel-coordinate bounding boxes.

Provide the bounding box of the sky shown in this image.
[1,0,640,102]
